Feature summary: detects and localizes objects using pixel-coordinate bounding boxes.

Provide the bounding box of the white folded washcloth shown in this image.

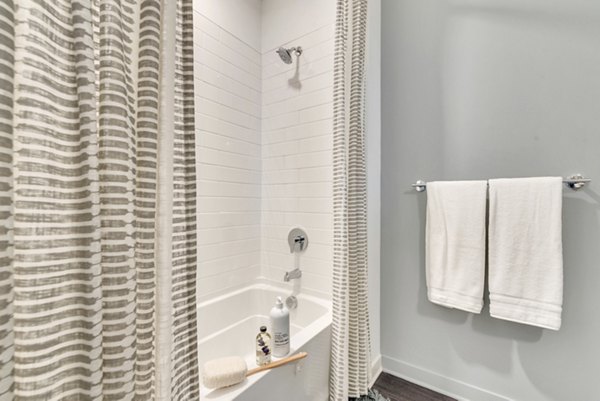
[488,177,563,330]
[426,180,488,313]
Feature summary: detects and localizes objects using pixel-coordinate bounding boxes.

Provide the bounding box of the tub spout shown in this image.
[284,268,302,282]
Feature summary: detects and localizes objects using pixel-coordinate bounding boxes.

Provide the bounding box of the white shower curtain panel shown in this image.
[0,0,199,399]
[329,0,371,400]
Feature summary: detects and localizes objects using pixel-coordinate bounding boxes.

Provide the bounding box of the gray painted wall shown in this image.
[380,1,600,400]
[367,0,382,379]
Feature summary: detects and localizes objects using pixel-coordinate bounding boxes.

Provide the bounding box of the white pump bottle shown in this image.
[269,296,290,357]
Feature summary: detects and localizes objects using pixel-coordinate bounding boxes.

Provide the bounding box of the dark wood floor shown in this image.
[373,372,456,401]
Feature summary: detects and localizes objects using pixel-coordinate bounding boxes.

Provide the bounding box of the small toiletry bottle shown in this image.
[256,326,271,366]
[270,297,290,357]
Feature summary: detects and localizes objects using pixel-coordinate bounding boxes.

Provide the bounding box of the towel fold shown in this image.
[488,177,563,330]
[426,181,488,313]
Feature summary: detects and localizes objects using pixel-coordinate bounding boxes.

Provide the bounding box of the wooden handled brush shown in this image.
[202,352,308,390]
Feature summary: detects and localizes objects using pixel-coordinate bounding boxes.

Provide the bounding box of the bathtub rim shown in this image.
[196,277,331,304]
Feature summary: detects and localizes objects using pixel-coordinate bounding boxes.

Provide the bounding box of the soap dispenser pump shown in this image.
[269,296,290,357]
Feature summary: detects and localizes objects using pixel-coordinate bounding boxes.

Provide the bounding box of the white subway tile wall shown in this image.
[261,24,335,298]
[194,4,335,298]
[194,11,262,298]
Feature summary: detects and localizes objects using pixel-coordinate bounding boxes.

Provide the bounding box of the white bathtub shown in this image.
[197,283,332,400]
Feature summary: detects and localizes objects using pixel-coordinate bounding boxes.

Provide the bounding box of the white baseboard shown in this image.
[369,354,383,388]
[381,355,511,401]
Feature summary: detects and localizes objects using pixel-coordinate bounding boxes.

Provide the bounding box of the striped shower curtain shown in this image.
[329,0,371,400]
[0,0,199,399]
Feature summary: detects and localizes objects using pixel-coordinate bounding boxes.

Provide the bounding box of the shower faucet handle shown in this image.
[288,228,308,253]
[294,235,306,251]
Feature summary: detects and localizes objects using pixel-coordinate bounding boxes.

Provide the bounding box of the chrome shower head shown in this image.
[276,47,292,64]
[276,46,302,64]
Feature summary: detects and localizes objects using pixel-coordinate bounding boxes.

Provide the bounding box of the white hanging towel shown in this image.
[488,177,563,330]
[426,181,488,313]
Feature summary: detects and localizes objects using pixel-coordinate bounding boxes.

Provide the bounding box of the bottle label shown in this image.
[274,332,289,346]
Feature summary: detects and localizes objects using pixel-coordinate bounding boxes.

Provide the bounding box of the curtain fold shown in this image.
[330,0,371,400]
[0,0,199,399]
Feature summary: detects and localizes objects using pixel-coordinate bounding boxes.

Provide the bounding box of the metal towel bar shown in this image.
[411,174,591,192]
